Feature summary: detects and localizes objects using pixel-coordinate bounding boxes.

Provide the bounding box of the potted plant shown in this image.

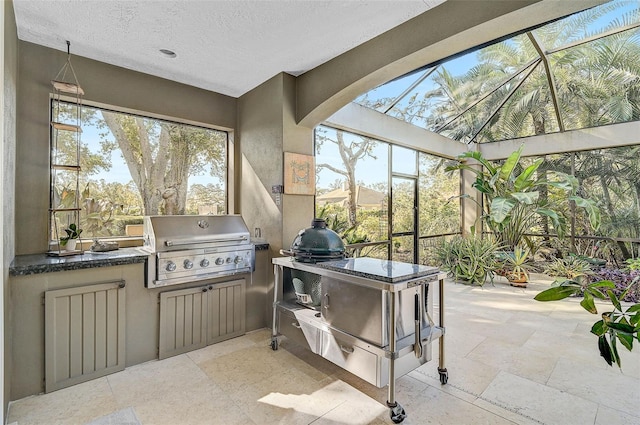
[61,223,82,251]
[501,245,531,287]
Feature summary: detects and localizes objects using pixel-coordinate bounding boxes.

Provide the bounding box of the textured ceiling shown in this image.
[13,0,445,98]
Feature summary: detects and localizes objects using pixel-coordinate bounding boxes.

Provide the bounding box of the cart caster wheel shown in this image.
[388,402,406,424]
[438,368,448,385]
[270,338,278,351]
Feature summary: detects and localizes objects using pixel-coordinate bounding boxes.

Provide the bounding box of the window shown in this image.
[50,101,228,241]
[315,126,389,246]
[315,125,460,263]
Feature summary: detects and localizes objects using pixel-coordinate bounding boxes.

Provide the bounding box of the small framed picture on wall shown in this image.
[284,152,315,195]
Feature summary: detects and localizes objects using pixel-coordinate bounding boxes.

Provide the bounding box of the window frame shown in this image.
[48,96,234,245]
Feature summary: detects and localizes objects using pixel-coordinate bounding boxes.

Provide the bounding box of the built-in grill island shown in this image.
[142,215,256,360]
[271,256,448,424]
[142,215,254,288]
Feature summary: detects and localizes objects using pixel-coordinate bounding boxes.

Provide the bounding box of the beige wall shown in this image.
[238,73,286,254]
[238,73,315,253]
[3,0,18,419]
[461,165,483,236]
[281,73,315,247]
[15,41,237,255]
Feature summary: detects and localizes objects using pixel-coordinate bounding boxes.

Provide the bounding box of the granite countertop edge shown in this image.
[10,242,270,276]
[315,258,440,283]
[10,248,149,276]
[315,266,433,283]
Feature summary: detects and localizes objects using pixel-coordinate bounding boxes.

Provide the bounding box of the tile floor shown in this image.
[8,275,640,425]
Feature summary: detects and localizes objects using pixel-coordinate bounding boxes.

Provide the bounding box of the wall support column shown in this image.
[460,165,482,236]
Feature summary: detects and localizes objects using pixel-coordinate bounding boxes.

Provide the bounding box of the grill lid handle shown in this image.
[165,235,248,247]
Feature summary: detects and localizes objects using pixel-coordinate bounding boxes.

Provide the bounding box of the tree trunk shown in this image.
[102,112,165,215]
[346,172,357,227]
[163,125,191,214]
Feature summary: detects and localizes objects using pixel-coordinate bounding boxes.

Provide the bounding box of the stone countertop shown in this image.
[315,257,441,283]
[10,241,270,276]
[9,248,149,276]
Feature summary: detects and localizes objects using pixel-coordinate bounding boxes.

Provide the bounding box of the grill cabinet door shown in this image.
[45,281,126,392]
[207,279,246,344]
[159,279,246,359]
[159,286,208,359]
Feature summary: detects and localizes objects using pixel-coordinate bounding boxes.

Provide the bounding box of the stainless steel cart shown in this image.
[270,257,448,423]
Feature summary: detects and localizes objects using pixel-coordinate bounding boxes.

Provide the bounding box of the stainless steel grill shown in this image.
[142,215,254,288]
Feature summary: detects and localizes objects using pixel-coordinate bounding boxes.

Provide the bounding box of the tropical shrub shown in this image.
[625,258,640,271]
[434,235,502,286]
[544,256,594,282]
[446,146,600,251]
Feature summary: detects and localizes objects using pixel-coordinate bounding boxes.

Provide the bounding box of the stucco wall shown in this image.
[281,73,315,247]
[238,73,315,253]
[3,0,18,418]
[15,41,237,255]
[238,73,286,254]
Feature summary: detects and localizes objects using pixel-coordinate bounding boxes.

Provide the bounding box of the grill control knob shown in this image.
[215,257,224,265]
[234,256,242,264]
[226,257,232,264]
[183,259,193,269]
[165,261,177,272]
[200,258,210,268]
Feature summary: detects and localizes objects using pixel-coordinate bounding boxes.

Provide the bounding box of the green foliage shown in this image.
[315,127,379,227]
[535,276,640,368]
[186,183,226,215]
[315,132,461,262]
[60,223,82,246]
[501,245,531,282]
[419,154,461,236]
[446,146,601,251]
[544,256,594,281]
[378,1,640,143]
[625,258,640,271]
[316,205,369,245]
[434,235,502,286]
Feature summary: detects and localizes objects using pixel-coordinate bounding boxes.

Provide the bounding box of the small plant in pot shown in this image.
[61,223,82,251]
[501,245,531,287]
